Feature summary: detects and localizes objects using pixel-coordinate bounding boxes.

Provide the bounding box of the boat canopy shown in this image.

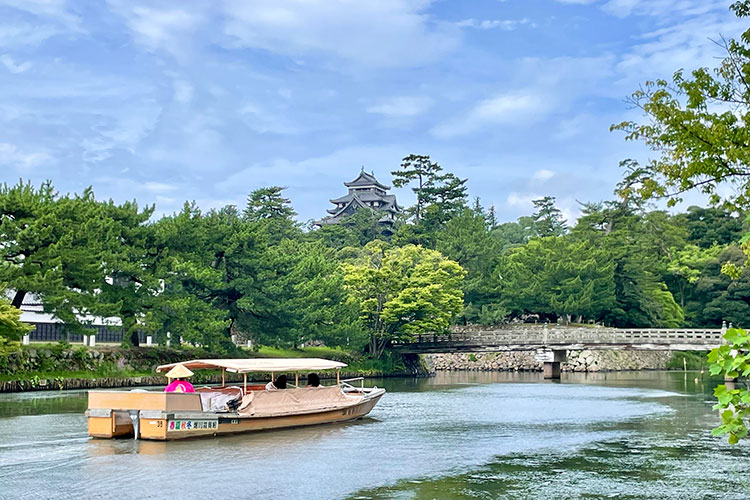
[156,358,347,374]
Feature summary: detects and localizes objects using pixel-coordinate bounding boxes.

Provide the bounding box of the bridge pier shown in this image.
[543,362,561,379]
[540,350,567,379]
[724,375,738,390]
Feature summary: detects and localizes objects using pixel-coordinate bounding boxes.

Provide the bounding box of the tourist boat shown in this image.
[85,358,386,440]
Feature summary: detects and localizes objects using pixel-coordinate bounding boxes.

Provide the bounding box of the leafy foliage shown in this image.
[342,242,466,357]
[709,328,750,444]
[391,154,443,223]
[0,181,122,332]
[0,298,32,352]
[531,196,567,237]
[611,2,750,211]
[496,237,616,323]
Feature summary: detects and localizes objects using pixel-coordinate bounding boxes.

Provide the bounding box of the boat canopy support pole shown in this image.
[336,369,340,385]
[222,369,225,387]
[295,372,299,387]
[243,373,247,393]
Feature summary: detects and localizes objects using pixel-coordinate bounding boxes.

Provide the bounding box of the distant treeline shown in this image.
[0,155,747,356]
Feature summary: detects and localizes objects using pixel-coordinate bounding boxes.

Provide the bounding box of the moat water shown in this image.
[0,371,746,499]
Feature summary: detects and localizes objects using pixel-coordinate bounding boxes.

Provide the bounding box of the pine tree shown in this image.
[532,196,567,237]
[391,154,442,222]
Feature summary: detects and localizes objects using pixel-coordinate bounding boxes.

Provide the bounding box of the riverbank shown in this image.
[1,344,708,393]
[0,344,428,392]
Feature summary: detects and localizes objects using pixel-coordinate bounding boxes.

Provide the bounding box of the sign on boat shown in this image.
[85,358,386,440]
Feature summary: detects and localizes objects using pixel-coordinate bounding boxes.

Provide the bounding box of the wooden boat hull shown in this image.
[87,388,385,440]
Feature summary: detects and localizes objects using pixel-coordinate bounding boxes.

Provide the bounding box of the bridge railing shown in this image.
[393,327,725,346]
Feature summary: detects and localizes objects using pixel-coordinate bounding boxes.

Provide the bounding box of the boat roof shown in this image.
[156,358,347,374]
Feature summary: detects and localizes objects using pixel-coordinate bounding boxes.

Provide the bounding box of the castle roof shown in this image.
[344,169,390,190]
[315,169,400,227]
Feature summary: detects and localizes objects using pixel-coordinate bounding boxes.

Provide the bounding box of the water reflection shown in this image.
[0,371,745,500]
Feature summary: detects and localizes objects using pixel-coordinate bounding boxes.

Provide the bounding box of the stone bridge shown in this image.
[392,324,727,379]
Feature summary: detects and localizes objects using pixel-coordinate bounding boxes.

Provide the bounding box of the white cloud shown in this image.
[431,91,552,137]
[145,112,230,170]
[474,93,545,120]
[0,55,31,74]
[615,14,746,82]
[602,0,721,18]
[553,114,594,140]
[431,54,616,138]
[0,142,52,169]
[504,191,580,223]
[0,23,61,46]
[144,182,177,193]
[238,103,301,135]
[456,18,533,31]
[0,0,82,30]
[214,145,407,220]
[77,104,161,163]
[366,96,433,117]
[220,0,459,68]
[532,169,555,181]
[106,1,201,59]
[506,192,539,209]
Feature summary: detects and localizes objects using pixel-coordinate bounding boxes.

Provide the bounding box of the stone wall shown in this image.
[423,349,672,373]
[0,346,207,376]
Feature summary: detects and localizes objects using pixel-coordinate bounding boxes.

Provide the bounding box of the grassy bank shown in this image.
[0,343,419,391]
[667,351,709,371]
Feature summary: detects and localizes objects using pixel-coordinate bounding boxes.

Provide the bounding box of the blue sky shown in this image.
[0,0,745,224]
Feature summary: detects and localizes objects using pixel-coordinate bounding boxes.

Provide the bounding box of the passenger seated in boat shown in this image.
[306,373,321,387]
[163,364,196,393]
[265,374,287,391]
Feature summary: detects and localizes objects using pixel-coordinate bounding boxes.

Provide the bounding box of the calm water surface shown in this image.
[0,371,747,499]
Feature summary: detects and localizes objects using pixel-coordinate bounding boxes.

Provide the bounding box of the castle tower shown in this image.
[314,168,401,229]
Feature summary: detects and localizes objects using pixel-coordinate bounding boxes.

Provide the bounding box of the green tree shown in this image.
[148,203,233,349]
[531,196,567,237]
[708,328,750,444]
[490,217,537,253]
[96,199,158,346]
[0,297,32,344]
[391,154,443,222]
[244,186,299,243]
[342,242,466,357]
[677,206,746,248]
[244,186,296,222]
[421,172,468,226]
[685,246,750,327]
[666,244,723,307]
[0,181,121,332]
[311,208,387,250]
[486,204,498,229]
[247,239,362,348]
[572,200,688,327]
[436,208,505,324]
[611,2,750,210]
[391,154,467,230]
[496,237,616,323]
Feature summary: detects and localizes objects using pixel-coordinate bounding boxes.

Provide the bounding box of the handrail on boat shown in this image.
[340,377,365,391]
